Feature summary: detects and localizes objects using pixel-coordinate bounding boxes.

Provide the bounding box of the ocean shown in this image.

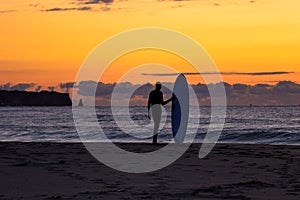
[0,106,299,145]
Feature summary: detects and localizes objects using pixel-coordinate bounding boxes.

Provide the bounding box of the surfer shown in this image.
[147,82,173,144]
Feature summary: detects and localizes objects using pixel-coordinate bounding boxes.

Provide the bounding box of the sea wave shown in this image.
[0,106,299,145]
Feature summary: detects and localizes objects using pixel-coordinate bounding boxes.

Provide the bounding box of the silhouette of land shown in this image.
[0,90,72,106]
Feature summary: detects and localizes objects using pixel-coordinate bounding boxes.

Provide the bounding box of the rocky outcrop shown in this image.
[0,90,72,106]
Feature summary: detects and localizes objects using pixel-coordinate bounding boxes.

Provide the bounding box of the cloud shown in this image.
[273,81,300,94]
[78,0,114,4]
[225,81,300,106]
[0,83,11,91]
[77,81,172,98]
[35,86,42,92]
[78,6,93,11]
[0,83,35,91]
[132,83,172,98]
[59,82,76,93]
[4,80,298,106]
[77,80,116,97]
[40,0,114,12]
[10,83,34,91]
[239,72,293,76]
[28,3,41,8]
[48,86,55,92]
[142,71,294,76]
[0,10,17,14]
[43,7,92,12]
[75,80,300,106]
[77,80,98,96]
[43,7,75,12]
[96,82,115,97]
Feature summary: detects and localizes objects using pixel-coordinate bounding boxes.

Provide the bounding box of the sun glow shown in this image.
[0,0,299,87]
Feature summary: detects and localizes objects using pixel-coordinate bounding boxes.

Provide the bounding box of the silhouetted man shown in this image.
[148,82,172,144]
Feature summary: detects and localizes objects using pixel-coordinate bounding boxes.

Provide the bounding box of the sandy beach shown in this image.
[0,142,299,200]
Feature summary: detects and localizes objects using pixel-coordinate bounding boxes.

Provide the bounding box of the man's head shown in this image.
[155,82,162,90]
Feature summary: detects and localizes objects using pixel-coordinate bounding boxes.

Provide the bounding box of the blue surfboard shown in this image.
[171,74,189,144]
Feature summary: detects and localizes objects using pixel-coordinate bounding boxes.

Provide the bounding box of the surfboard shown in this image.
[171,73,189,144]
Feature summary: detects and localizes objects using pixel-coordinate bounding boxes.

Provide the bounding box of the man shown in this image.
[147,82,173,144]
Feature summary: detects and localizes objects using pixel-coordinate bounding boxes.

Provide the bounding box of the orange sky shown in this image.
[0,0,299,88]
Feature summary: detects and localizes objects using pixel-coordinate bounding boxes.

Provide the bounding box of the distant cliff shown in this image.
[0,90,72,106]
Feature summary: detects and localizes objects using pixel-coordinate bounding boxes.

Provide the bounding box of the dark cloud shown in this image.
[0,83,11,91]
[43,7,75,12]
[273,81,300,94]
[9,83,33,91]
[0,83,35,91]
[225,81,300,106]
[241,72,293,76]
[78,0,114,4]
[60,82,76,93]
[96,82,115,97]
[142,71,294,76]
[75,0,113,11]
[75,80,300,106]
[77,6,93,11]
[77,81,172,99]
[131,83,153,98]
[77,80,97,97]
[131,83,173,99]
[76,81,174,106]
[191,83,210,99]
[43,7,91,12]
[4,80,298,106]
[232,83,249,93]
[249,84,272,95]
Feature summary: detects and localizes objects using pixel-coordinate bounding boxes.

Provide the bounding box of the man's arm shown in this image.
[162,98,172,106]
[161,93,173,106]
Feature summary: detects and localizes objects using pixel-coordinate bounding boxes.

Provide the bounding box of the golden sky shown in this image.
[0,0,299,87]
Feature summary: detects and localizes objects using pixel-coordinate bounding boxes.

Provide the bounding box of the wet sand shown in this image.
[0,142,299,199]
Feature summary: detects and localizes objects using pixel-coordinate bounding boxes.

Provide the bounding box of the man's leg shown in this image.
[153,120,159,144]
[151,104,161,144]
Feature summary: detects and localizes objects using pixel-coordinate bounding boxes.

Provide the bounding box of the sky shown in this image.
[0,0,300,90]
